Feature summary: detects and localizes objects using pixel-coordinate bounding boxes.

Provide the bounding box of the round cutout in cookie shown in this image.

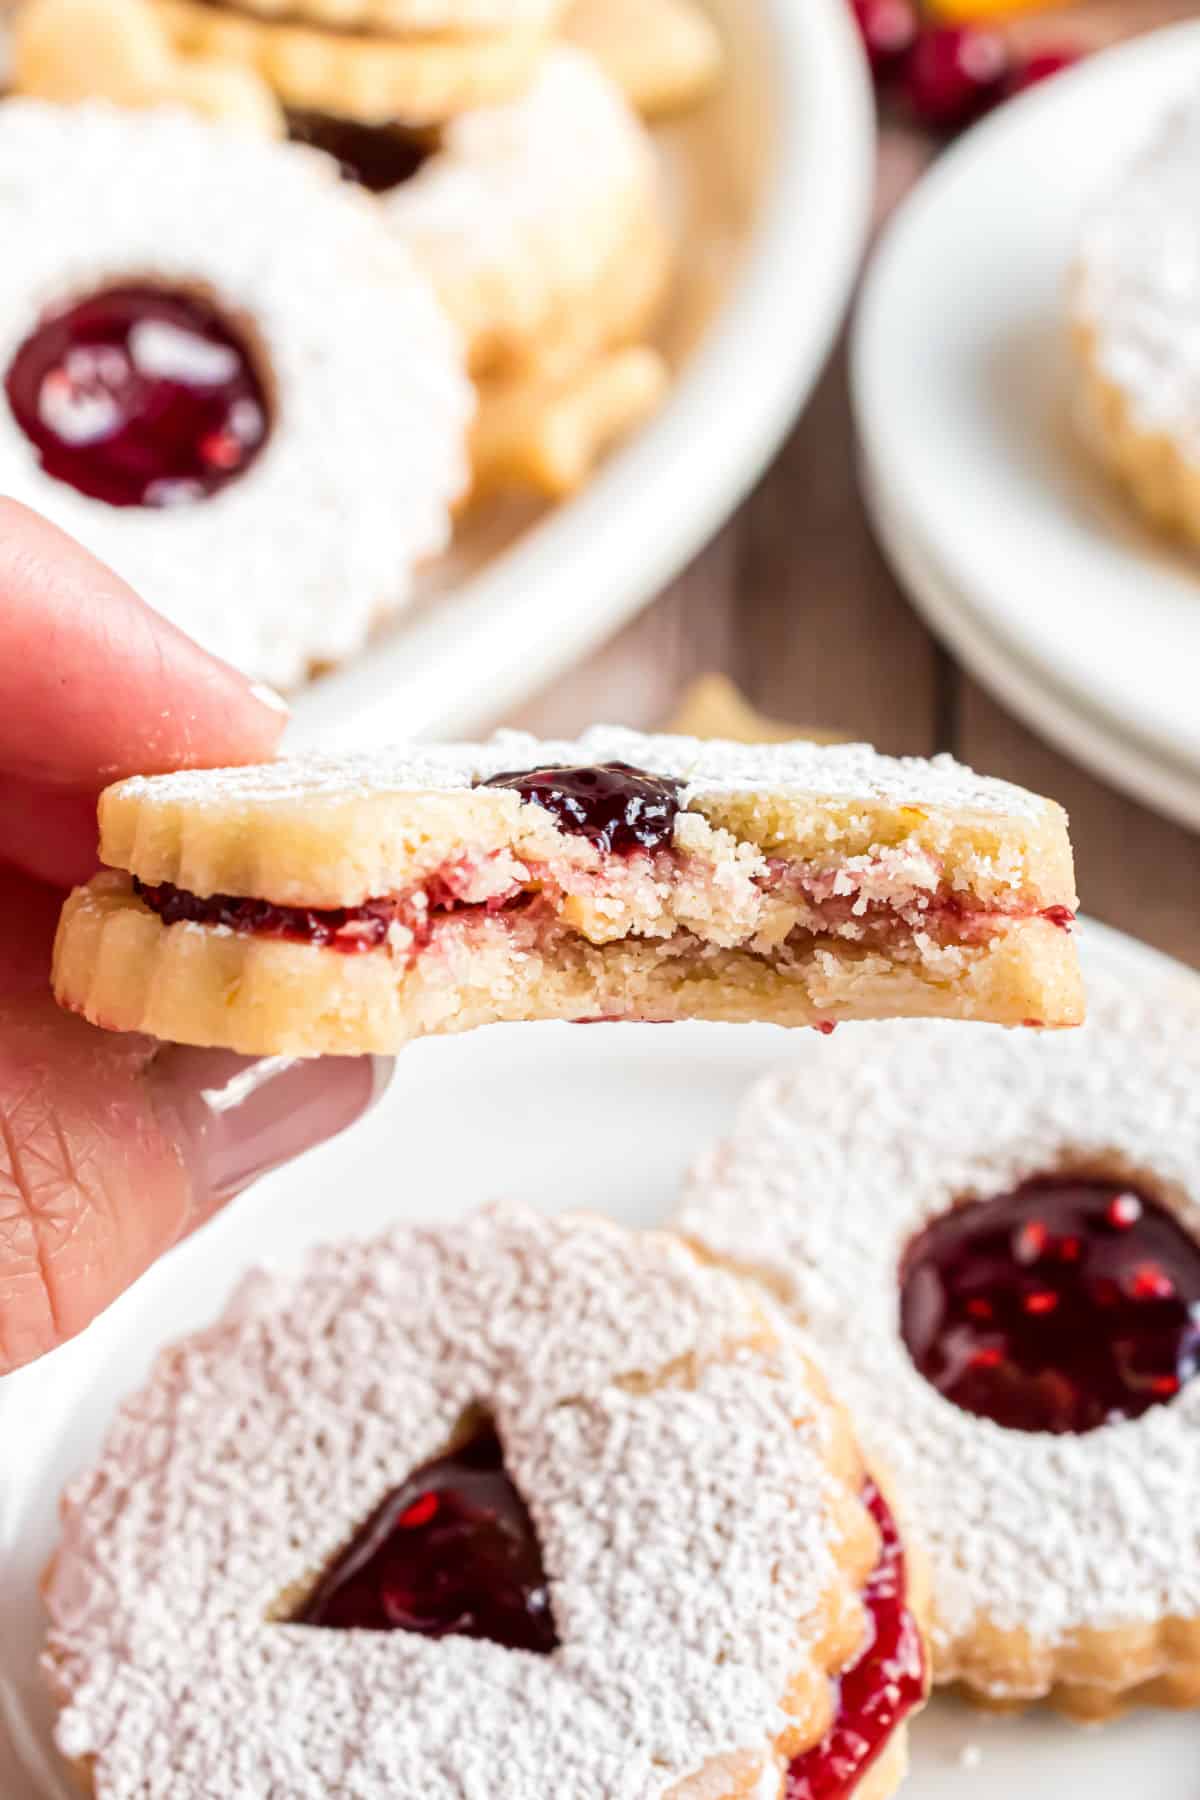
[676,964,1200,1719]
[0,102,471,690]
[42,1205,928,1799]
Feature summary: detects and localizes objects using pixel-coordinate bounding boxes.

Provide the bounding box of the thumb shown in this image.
[0,989,390,1377]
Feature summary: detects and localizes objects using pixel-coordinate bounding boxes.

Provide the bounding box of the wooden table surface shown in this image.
[509,4,1200,970]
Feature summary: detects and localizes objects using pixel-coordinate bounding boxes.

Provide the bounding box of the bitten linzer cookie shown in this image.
[676,963,1200,1720]
[42,1205,928,1800]
[0,100,471,690]
[53,726,1083,1055]
[1071,92,1200,549]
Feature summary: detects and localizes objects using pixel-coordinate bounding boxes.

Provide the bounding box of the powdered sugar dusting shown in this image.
[0,101,471,690]
[388,49,656,317]
[675,960,1200,1653]
[114,725,1048,819]
[1075,89,1200,457]
[46,1206,844,1799]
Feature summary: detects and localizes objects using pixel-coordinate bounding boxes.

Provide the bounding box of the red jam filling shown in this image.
[5,284,269,508]
[293,1422,558,1653]
[787,1480,925,1800]
[480,762,685,854]
[900,1176,1200,1434]
[133,878,402,953]
[286,110,433,193]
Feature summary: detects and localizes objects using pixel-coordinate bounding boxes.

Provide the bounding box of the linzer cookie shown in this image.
[677,963,1200,1720]
[1072,92,1200,549]
[42,1204,929,1800]
[286,47,673,494]
[53,727,1083,1055]
[0,101,471,690]
[152,0,560,124]
[383,47,670,379]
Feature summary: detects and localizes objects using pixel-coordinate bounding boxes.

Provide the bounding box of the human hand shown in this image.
[0,501,390,1376]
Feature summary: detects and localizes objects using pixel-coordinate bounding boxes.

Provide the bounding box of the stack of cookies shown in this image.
[10,0,726,507]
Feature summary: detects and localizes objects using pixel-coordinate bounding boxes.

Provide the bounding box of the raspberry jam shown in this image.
[286,111,433,193]
[5,284,269,508]
[786,1481,925,1800]
[900,1176,1200,1434]
[134,878,397,953]
[481,762,684,853]
[294,1422,558,1653]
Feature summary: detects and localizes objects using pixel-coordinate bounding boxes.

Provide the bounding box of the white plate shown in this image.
[287,0,875,748]
[852,26,1200,832]
[862,457,1200,832]
[4,922,1200,1795]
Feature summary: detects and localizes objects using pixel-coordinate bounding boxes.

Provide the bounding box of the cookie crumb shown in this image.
[959,1743,983,1770]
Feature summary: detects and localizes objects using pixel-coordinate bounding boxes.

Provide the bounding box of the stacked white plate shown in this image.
[854,22,1200,832]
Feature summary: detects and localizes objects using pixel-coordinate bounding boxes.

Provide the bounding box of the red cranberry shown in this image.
[294,1422,559,1654]
[849,0,919,78]
[286,111,433,193]
[1004,48,1081,99]
[900,1177,1200,1434]
[903,26,1010,131]
[481,762,684,854]
[5,284,269,508]
[787,1481,925,1799]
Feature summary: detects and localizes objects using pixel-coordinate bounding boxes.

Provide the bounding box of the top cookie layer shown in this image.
[45,1204,868,1800]
[99,726,1076,908]
[675,961,1200,1659]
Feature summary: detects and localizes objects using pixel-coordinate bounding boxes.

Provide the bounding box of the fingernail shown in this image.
[249,681,291,718]
[147,1049,393,1234]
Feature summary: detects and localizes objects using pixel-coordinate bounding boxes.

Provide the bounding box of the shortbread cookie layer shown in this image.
[0,102,471,690]
[43,1205,927,1800]
[53,727,1083,1055]
[1071,92,1200,548]
[676,962,1200,1719]
[155,0,553,123]
[386,47,670,377]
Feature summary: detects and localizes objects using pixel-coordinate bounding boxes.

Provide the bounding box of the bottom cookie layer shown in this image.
[54,873,1082,1055]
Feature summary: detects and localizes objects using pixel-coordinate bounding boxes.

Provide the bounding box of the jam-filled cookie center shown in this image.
[481,761,685,853]
[292,1421,559,1654]
[900,1176,1200,1434]
[285,111,435,193]
[5,283,270,508]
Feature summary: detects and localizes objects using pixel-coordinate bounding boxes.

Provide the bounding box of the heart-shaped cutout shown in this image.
[291,1418,559,1655]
